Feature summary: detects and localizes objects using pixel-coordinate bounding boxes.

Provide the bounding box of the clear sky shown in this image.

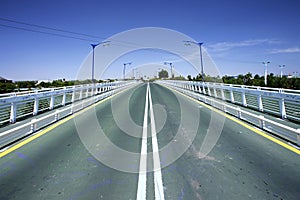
[0,0,299,81]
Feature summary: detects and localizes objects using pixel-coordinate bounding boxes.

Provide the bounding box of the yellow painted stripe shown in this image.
[164,85,300,155]
[0,85,137,158]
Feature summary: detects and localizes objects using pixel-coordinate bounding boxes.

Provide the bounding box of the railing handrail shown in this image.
[198,81,300,94]
[158,80,300,146]
[0,80,138,149]
[0,81,126,97]
[0,80,134,124]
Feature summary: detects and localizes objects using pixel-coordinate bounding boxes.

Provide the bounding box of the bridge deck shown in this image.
[0,83,299,199]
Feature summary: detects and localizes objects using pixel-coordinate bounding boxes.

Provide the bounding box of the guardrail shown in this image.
[160,80,300,122]
[0,81,130,125]
[0,81,137,149]
[158,80,300,147]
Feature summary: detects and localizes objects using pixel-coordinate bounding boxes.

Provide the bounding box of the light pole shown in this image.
[123,62,132,80]
[279,65,285,78]
[164,62,173,78]
[90,41,110,83]
[131,68,138,79]
[184,40,204,82]
[262,61,270,85]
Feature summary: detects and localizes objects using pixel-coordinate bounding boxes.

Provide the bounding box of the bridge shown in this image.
[0,81,299,199]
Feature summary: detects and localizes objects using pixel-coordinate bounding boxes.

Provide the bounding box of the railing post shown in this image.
[49,89,55,110]
[221,86,225,100]
[61,87,66,106]
[33,94,39,116]
[30,118,37,133]
[202,83,206,95]
[91,84,94,96]
[95,84,99,94]
[71,86,76,103]
[279,98,287,119]
[198,83,202,93]
[79,86,83,100]
[258,94,263,111]
[241,86,247,107]
[207,84,212,96]
[237,107,242,118]
[257,87,263,111]
[85,86,89,98]
[230,85,235,103]
[278,89,287,119]
[54,110,59,121]
[259,115,265,129]
[10,101,17,123]
[213,84,217,98]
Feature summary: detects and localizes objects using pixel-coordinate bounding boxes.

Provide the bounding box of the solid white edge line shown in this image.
[136,83,149,200]
[148,84,165,200]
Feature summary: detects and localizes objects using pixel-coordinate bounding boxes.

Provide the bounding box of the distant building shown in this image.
[0,76,13,83]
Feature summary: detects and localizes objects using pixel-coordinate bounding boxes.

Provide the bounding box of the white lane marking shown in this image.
[136,83,149,200]
[148,84,165,200]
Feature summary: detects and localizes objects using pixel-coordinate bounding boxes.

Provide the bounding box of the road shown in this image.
[0,83,299,200]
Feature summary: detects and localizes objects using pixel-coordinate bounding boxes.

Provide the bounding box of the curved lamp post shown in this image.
[262,61,270,85]
[123,62,132,80]
[183,40,204,82]
[90,41,110,83]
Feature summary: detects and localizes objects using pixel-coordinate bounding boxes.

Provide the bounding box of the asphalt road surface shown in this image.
[0,83,299,200]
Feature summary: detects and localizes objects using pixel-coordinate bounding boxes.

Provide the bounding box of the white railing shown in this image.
[0,81,131,125]
[160,80,300,122]
[158,80,300,146]
[0,81,137,149]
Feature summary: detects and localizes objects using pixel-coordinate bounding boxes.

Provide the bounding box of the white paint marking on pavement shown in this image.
[136,83,149,200]
[148,84,165,200]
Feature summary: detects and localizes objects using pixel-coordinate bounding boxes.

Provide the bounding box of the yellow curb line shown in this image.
[163,84,300,155]
[0,84,139,158]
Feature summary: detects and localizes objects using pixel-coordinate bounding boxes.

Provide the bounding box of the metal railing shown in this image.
[158,80,300,146]
[0,81,137,149]
[159,80,300,122]
[0,81,131,125]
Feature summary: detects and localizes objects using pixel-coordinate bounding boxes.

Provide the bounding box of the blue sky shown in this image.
[0,0,299,80]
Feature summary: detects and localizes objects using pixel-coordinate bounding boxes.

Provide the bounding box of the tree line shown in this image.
[187,72,300,89]
[157,69,299,89]
[0,79,115,94]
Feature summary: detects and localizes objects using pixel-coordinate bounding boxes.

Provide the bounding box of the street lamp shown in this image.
[164,62,173,78]
[131,68,138,79]
[90,41,110,83]
[123,62,132,79]
[184,40,204,82]
[262,61,270,85]
[279,65,285,78]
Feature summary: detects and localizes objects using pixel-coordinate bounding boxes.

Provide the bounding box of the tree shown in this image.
[158,69,169,79]
[0,82,16,93]
[16,81,37,89]
[244,72,252,85]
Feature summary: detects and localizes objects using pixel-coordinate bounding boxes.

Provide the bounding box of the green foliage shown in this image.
[158,69,169,78]
[0,78,118,94]
[0,82,16,93]
[16,81,37,89]
[187,72,300,89]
